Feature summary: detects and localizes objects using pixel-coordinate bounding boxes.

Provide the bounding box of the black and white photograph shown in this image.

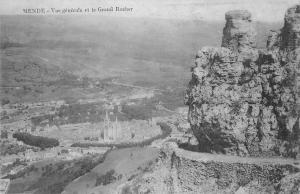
[0,0,299,193]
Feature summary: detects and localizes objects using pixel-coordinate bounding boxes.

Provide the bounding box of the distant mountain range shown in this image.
[0,16,282,103]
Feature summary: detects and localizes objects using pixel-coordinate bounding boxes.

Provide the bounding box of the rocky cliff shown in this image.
[185,6,299,157]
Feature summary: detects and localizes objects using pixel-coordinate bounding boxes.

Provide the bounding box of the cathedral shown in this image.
[103,111,122,141]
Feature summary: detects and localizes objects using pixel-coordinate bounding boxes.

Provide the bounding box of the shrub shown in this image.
[95,169,117,186]
[61,149,69,154]
[13,132,59,149]
[1,98,10,105]
[1,129,8,139]
[121,185,132,194]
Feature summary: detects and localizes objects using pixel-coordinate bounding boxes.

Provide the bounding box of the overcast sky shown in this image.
[0,0,299,22]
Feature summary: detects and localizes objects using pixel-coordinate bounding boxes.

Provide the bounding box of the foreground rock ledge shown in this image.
[185,6,300,157]
[119,143,300,194]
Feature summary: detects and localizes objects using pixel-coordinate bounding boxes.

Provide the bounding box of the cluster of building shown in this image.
[101,111,158,142]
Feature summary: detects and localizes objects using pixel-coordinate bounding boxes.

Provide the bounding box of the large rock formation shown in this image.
[185,6,299,157]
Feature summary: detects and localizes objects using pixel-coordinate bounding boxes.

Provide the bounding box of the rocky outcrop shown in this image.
[119,143,300,194]
[277,172,300,193]
[221,10,256,53]
[281,5,300,51]
[185,6,299,157]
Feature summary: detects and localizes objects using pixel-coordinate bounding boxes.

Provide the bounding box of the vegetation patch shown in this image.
[6,154,108,194]
[95,169,122,186]
[0,140,39,156]
[13,132,59,149]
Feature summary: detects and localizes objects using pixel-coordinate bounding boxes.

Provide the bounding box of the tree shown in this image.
[1,129,8,139]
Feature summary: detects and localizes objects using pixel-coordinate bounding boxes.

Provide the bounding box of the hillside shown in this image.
[0,16,281,104]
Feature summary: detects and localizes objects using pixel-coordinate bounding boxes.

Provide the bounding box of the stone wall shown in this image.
[118,143,300,194]
[171,143,300,194]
